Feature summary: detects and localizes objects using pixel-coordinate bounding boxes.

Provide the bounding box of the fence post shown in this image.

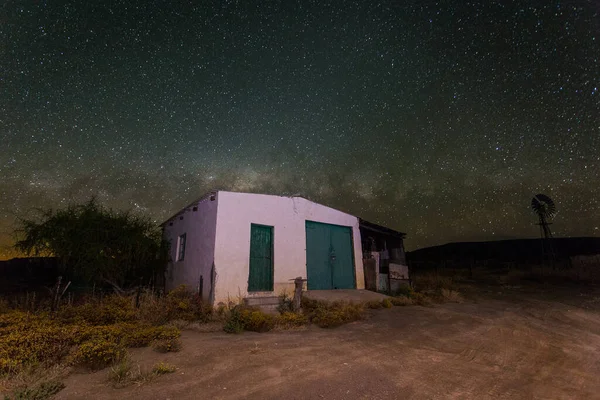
[51,276,62,312]
[292,277,306,312]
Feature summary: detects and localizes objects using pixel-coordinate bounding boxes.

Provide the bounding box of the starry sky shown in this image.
[1,0,599,259]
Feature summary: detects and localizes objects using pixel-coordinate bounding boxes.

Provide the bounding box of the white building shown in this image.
[161,191,406,305]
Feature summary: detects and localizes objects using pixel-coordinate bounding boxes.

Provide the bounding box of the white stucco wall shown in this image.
[162,193,218,301]
[212,191,364,305]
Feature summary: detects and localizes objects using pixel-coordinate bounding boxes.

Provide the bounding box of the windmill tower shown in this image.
[531,194,556,266]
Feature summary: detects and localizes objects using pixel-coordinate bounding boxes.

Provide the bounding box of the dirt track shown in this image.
[57,284,600,400]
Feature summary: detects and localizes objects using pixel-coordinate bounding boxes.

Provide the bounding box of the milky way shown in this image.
[2,0,599,258]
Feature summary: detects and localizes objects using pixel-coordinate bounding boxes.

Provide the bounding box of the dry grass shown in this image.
[107,356,154,388]
[151,362,176,375]
[151,337,182,353]
[107,356,135,386]
[0,364,69,397]
[412,273,455,292]
[3,379,65,400]
[507,263,600,284]
[390,296,413,306]
[441,288,464,303]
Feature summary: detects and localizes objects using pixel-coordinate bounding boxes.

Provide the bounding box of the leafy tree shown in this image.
[13,198,168,289]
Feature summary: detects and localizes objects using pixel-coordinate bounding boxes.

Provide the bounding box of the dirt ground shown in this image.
[303,289,390,303]
[56,283,600,400]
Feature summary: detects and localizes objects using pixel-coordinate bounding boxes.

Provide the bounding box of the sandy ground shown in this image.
[56,283,600,400]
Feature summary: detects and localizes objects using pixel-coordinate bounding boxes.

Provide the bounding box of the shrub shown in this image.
[411,292,432,306]
[393,285,415,298]
[366,300,384,309]
[120,325,157,347]
[137,286,213,325]
[440,289,464,303]
[69,338,126,370]
[0,300,183,377]
[412,273,454,292]
[152,362,176,375]
[366,299,393,309]
[57,295,136,326]
[0,317,181,374]
[151,338,181,353]
[239,309,275,332]
[275,312,308,328]
[8,380,65,400]
[276,292,294,314]
[303,300,365,328]
[222,305,275,333]
[222,307,245,334]
[390,296,413,306]
[0,319,72,373]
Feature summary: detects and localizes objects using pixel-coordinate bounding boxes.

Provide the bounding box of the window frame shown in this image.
[176,233,187,261]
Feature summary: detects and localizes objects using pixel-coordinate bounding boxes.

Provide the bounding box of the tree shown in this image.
[13,198,168,289]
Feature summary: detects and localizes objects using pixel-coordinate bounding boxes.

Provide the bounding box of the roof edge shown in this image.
[359,218,406,238]
[159,191,217,227]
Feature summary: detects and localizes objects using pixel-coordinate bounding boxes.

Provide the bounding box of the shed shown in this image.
[161,191,406,305]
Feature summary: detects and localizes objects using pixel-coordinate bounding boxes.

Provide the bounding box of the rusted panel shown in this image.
[389,263,409,280]
[363,258,377,291]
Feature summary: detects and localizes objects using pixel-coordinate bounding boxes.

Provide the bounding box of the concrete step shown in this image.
[243,296,280,314]
[244,296,280,307]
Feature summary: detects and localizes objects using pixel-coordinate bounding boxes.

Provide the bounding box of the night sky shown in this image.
[2,0,599,259]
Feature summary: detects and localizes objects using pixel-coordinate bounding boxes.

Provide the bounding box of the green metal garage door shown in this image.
[248,224,274,292]
[305,221,355,290]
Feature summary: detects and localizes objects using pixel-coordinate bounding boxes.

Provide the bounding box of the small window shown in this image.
[177,233,187,261]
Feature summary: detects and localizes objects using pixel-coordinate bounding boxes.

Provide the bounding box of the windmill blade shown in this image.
[531,194,556,217]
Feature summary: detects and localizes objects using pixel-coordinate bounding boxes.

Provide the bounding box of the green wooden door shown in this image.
[306,221,355,290]
[330,225,355,289]
[248,224,274,292]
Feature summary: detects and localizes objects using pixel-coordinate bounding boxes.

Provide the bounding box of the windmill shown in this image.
[531,194,556,265]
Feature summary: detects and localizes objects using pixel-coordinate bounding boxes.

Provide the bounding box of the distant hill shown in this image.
[407,237,600,265]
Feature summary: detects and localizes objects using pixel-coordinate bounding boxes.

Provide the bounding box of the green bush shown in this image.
[151,337,182,353]
[9,380,65,400]
[57,296,137,326]
[303,300,365,328]
[410,292,431,306]
[276,293,294,314]
[69,338,126,370]
[412,274,454,292]
[223,306,245,334]
[222,305,275,333]
[392,285,415,298]
[366,299,394,309]
[390,296,413,306]
[152,362,176,375]
[366,300,384,309]
[0,308,181,374]
[275,312,308,328]
[137,286,213,325]
[239,309,275,332]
